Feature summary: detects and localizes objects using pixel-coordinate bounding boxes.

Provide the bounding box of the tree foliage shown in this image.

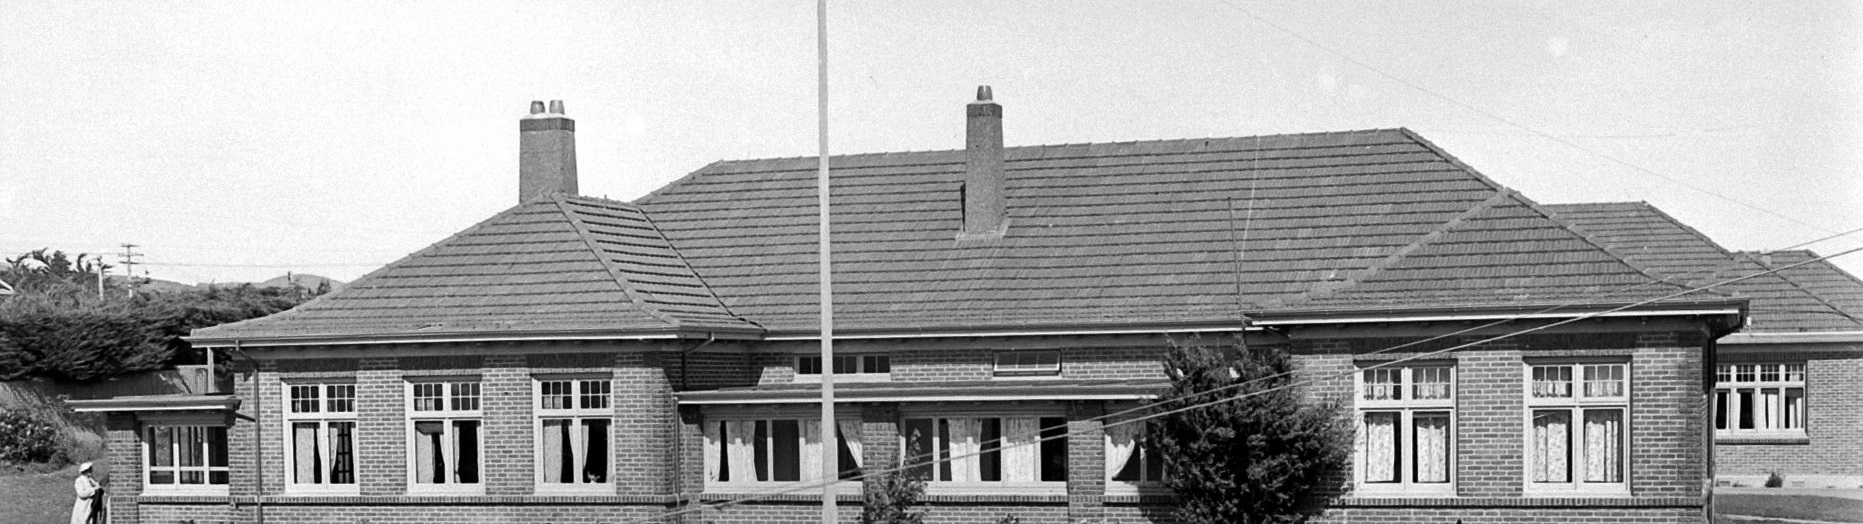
[860,433,928,524]
[0,248,313,382]
[1152,336,1353,524]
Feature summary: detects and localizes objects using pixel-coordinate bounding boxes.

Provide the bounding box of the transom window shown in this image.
[704,418,862,487]
[796,354,891,383]
[994,351,1061,376]
[144,426,229,493]
[536,378,613,489]
[1526,362,1628,492]
[1714,363,1805,435]
[902,415,1067,489]
[1356,365,1454,492]
[408,380,483,492]
[285,383,356,490]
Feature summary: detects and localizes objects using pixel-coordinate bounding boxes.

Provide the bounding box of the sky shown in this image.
[2,1,1859,285]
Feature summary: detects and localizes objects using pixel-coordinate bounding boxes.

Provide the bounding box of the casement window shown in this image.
[901,415,1067,492]
[407,380,482,492]
[796,354,890,382]
[1525,362,1628,493]
[702,418,862,489]
[284,383,357,492]
[536,377,613,490]
[1355,365,1454,493]
[144,426,229,494]
[1714,363,1805,436]
[1105,418,1166,492]
[994,351,1061,377]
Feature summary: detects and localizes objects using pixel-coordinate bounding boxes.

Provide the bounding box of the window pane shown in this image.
[1582,364,1624,398]
[290,385,321,413]
[542,419,571,483]
[1363,412,1399,483]
[1532,366,1573,398]
[150,471,175,485]
[979,418,1001,482]
[1363,368,1401,401]
[414,383,444,411]
[583,419,610,483]
[1531,410,1571,483]
[1761,389,1781,429]
[181,471,204,485]
[797,356,821,375]
[1582,409,1622,483]
[541,381,572,410]
[327,384,355,413]
[451,383,481,411]
[1784,364,1805,382]
[772,420,800,482]
[1039,417,1067,482]
[179,427,204,467]
[833,356,857,374]
[414,421,445,483]
[209,471,230,485]
[1714,391,1729,430]
[903,419,935,481]
[329,422,354,484]
[1413,368,1451,400]
[293,422,322,483]
[150,427,174,467]
[1785,388,1805,429]
[753,421,769,482]
[1735,364,1755,383]
[1413,413,1450,484]
[1759,364,1780,382]
[209,427,228,468]
[1716,365,1732,383]
[453,420,480,483]
[579,380,611,409]
[1738,389,1755,429]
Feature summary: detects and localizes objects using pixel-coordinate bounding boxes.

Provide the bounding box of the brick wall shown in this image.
[1714,348,1863,487]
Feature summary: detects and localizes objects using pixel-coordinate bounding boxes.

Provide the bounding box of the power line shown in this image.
[622,246,1863,524]
[1209,0,1859,244]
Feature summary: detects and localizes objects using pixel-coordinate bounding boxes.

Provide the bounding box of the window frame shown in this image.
[404,378,485,495]
[1521,361,1630,495]
[701,413,864,494]
[1103,414,1168,494]
[1352,364,1456,495]
[897,408,1068,495]
[533,376,615,493]
[1713,363,1807,440]
[794,354,891,383]
[281,381,359,494]
[141,424,230,495]
[992,351,1062,377]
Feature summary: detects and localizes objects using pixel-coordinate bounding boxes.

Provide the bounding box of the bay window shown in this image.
[1355,365,1453,493]
[536,377,613,490]
[703,418,862,489]
[1525,362,1628,492]
[407,380,482,492]
[284,382,357,492]
[1714,363,1805,436]
[144,425,229,494]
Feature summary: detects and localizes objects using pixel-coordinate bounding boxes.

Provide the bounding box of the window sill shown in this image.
[141,485,229,497]
[280,485,359,496]
[1716,432,1810,445]
[1522,485,1631,497]
[1103,483,1168,496]
[406,485,485,496]
[793,374,890,383]
[533,484,615,495]
[704,483,861,496]
[925,482,1065,496]
[1352,484,1456,497]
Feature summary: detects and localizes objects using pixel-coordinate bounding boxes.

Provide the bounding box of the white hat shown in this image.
[78,462,93,473]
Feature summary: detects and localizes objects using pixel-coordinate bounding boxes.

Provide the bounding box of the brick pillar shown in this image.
[1067,401,1105,523]
[482,354,531,495]
[861,403,902,480]
[1631,334,1705,498]
[357,357,404,495]
[103,412,140,524]
[1455,348,1524,497]
[227,363,259,501]
[615,352,676,495]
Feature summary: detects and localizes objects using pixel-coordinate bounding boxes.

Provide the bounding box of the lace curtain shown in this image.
[945,418,983,482]
[1000,418,1039,482]
[1363,413,1398,482]
[1531,411,1570,483]
[293,423,320,483]
[1583,410,1621,483]
[1105,421,1140,482]
[1413,415,1448,483]
[725,420,759,481]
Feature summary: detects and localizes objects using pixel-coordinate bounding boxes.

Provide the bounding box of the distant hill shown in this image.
[252,273,343,291]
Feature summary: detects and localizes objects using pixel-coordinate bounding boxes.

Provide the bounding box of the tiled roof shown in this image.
[638,129,1699,333]
[1742,250,1863,323]
[1547,202,1863,333]
[192,197,755,341]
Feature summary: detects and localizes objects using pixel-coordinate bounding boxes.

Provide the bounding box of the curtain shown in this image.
[571,420,588,483]
[725,420,759,482]
[946,418,983,482]
[837,420,864,469]
[293,423,319,483]
[1000,418,1038,482]
[543,420,567,483]
[703,421,722,483]
[441,422,459,483]
[1532,410,1570,483]
[1761,390,1780,429]
[318,422,333,484]
[414,421,443,483]
[1363,413,1397,483]
[1583,410,1621,483]
[800,420,824,482]
[1413,414,1448,483]
[1105,421,1140,482]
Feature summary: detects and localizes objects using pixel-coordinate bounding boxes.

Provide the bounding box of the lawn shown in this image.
[0,464,81,524]
[1717,493,1863,523]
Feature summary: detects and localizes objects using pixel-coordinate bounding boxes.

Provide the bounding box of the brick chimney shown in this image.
[962,86,1007,237]
[519,100,578,203]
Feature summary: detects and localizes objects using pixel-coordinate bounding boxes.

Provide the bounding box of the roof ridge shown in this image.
[1273,188,1516,308]
[630,204,758,329]
[695,128,1414,168]
[1735,252,1863,326]
[552,197,687,331]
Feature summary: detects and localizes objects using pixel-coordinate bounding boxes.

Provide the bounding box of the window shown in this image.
[1525,362,1627,492]
[408,380,482,492]
[796,354,890,382]
[901,415,1066,491]
[994,351,1061,376]
[703,418,862,488]
[1355,365,1453,492]
[1105,419,1166,492]
[285,383,357,491]
[1714,363,1805,436]
[144,426,229,493]
[537,378,612,489]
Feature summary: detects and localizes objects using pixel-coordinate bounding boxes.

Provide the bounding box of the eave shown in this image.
[677,379,1165,405]
[67,394,241,413]
[1717,330,1863,345]
[185,325,764,349]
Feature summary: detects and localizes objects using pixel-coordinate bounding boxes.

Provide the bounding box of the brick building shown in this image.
[73,91,1749,523]
[1551,202,1863,489]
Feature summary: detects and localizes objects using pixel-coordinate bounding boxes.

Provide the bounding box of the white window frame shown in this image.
[993,351,1061,377]
[405,379,484,494]
[1522,361,1630,495]
[282,381,359,494]
[1103,415,1168,495]
[534,376,614,493]
[794,354,891,383]
[702,413,864,494]
[1353,364,1455,495]
[1714,363,1806,439]
[898,408,1068,495]
[141,425,230,495]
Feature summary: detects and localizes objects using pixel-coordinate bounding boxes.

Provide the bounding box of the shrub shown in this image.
[1765,472,1785,488]
[0,410,66,465]
[861,435,928,524]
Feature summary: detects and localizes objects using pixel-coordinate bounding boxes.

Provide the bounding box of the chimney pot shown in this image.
[961,86,1007,238]
[519,100,578,203]
[976,85,993,101]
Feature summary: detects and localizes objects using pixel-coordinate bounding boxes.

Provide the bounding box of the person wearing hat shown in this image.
[71,462,102,524]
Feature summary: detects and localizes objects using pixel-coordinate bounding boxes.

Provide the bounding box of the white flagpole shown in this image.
[816,0,838,522]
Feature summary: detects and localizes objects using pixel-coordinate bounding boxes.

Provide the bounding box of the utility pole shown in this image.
[120,244,141,298]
